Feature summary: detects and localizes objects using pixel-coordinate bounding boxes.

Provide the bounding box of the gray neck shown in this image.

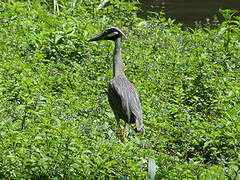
[113,37,125,77]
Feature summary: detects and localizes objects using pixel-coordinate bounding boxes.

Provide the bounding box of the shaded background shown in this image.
[137,0,240,26]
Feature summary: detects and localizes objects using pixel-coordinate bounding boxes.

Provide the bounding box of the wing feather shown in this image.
[108,75,143,131]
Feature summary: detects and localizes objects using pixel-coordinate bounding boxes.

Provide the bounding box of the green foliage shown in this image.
[0,1,239,179]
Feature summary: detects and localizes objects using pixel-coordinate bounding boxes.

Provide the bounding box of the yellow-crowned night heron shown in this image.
[89,27,144,142]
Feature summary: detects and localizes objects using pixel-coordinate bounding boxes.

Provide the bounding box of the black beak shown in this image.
[88,33,104,42]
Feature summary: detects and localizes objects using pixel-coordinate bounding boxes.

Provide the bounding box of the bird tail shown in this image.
[135,118,144,134]
[135,127,144,134]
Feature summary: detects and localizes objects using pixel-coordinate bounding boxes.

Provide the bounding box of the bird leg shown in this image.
[115,118,126,143]
[115,118,122,140]
[122,122,129,143]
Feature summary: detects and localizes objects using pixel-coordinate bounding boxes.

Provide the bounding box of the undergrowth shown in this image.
[0,0,239,179]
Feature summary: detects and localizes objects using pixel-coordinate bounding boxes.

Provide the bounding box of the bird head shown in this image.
[89,27,125,42]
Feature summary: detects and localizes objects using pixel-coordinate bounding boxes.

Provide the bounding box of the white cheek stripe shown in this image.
[106,31,118,38]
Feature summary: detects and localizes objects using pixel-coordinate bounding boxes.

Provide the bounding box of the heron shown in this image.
[89,27,144,142]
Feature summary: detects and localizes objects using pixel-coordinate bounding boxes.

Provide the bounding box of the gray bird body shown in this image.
[108,37,143,132]
[89,27,144,136]
[108,74,143,129]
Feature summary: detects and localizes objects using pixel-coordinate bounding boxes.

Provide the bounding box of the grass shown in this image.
[0,1,239,179]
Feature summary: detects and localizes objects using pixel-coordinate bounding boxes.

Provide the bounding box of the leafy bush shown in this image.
[0,1,239,179]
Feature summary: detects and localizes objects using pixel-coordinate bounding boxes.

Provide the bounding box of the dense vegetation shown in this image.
[0,0,239,179]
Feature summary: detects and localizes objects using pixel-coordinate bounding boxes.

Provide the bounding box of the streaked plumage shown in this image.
[108,75,143,130]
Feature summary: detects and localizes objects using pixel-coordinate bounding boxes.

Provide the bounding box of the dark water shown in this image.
[137,0,240,26]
